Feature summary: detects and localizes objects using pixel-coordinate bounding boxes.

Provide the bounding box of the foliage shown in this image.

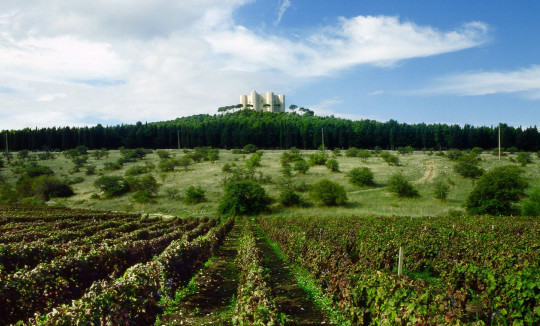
[85,164,97,175]
[94,176,129,198]
[184,185,207,204]
[91,148,109,159]
[433,179,450,200]
[158,158,179,172]
[325,158,340,172]
[278,189,303,207]
[163,187,180,200]
[521,187,540,216]
[465,165,528,215]
[23,163,54,178]
[126,175,160,197]
[397,146,414,155]
[125,165,150,176]
[357,149,371,162]
[308,151,328,166]
[380,152,400,166]
[515,152,532,166]
[347,167,374,187]
[218,180,273,216]
[345,147,359,157]
[293,158,310,174]
[453,160,484,185]
[156,150,171,159]
[387,173,419,198]
[447,149,464,160]
[103,160,123,171]
[243,144,259,153]
[311,179,347,206]
[245,153,262,169]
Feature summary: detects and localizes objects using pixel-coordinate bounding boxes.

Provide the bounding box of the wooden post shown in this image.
[398,246,404,276]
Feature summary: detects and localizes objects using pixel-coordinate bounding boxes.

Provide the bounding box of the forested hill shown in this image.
[2,110,539,151]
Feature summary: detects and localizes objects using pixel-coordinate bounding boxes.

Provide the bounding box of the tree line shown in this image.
[1,110,539,151]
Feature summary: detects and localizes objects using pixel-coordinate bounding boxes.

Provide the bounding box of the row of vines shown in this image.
[0,204,234,325]
[258,215,539,325]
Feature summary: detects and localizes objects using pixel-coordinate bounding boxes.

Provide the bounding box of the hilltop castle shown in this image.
[240,91,285,113]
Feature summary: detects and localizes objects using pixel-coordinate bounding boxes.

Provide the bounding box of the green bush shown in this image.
[126,175,160,197]
[32,175,74,201]
[243,144,259,153]
[453,160,484,185]
[311,179,347,206]
[245,153,261,169]
[156,150,171,159]
[465,165,528,215]
[103,161,123,171]
[347,167,374,186]
[357,150,371,162]
[345,147,359,157]
[515,152,532,166]
[23,163,54,178]
[184,186,207,204]
[433,180,450,200]
[163,187,180,200]
[293,159,309,174]
[278,189,302,207]
[308,152,328,166]
[218,180,273,216]
[94,176,129,198]
[387,173,419,198]
[325,158,340,172]
[158,158,179,172]
[522,187,540,216]
[380,152,400,166]
[132,190,156,204]
[125,165,149,176]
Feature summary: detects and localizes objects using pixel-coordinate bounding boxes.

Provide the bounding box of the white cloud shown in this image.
[0,1,489,129]
[275,0,291,26]
[415,65,540,99]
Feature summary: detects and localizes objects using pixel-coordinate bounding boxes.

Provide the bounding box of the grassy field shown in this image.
[4,148,539,217]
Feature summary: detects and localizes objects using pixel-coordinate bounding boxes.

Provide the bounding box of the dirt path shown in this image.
[159,224,241,325]
[416,159,437,184]
[252,226,330,325]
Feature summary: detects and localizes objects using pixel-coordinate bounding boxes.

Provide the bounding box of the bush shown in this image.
[103,161,123,171]
[178,156,192,171]
[465,165,528,215]
[515,152,532,166]
[23,163,54,178]
[32,175,74,201]
[345,147,359,157]
[387,173,419,198]
[94,176,129,198]
[158,158,179,172]
[125,165,149,176]
[278,189,302,207]
[325,158,340,172]
[311,179,347,206]
[308,152,328,166]
[293,159,309,174]
[447,149,463,161]
[357,150,371,162]
[164,187,180,200]
[522,187,540,216]
[184,186,207,204]
[332,148,342,157]
[85,164,97,175]
[347,167,374,186]
[0,157,3,168]
[132,190,156,204]
[156,150,171,159]
[126,175,160,196]
[453,160,484,185]
[433,180,450,200]
[380,152,400,166]
[243,144,259,153]
[397,146,414,155]
[245,153,261,169]
[218,180,273,216]
[506,146,519,154]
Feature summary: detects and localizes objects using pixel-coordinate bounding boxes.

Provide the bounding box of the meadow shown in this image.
[4,147,538,218]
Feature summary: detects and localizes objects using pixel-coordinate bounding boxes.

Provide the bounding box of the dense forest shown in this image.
[1,110,539,151]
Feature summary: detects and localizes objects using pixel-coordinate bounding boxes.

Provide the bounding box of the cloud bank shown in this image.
[0,1,488,129]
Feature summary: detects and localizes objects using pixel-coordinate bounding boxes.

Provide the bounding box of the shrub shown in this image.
[447,149,463,161]
[433,180,450,200]
[345,147,359,157]
[537,150,540,159]
[332,148,342,157]
[158,158,179,172]
[387,173,419,198]
[308,152,328,166]
[380,152,400,166]
[357,150,371,162]
[325,158,340,172]
[465,165,528,215]
[245,153,262,169]
[515,152,532,166]
[85,164,97,175]
[23,163,54,178]
[126,175,160,197]
[470,147,483,155]
[94,176,129,198]
[184,186,207,204]
[17,150,30,160]
[37,152,55,160]
[281,165,292,178]
[156,150,171,159]
[311,179,347,206]
[91,148,109,159]
[347,167,374,186]
[522,187,540,216]
[164,187,180,200]
[103,161,123,171]
[125,165,149,176]
[278,189,302,207]
[243,144,259,153]
[32,175,74,201]
[132,190,156,204]
[397,146,414,155]
[506,146,519,154]
[218,180,273,216]
[453,160,484,185]
[293,159,309,174]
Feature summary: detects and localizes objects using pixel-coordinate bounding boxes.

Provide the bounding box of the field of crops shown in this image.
[0,204,233,325]
[258,215,540,325]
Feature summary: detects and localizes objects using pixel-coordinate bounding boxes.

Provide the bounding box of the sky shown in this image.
[1,0,539,130]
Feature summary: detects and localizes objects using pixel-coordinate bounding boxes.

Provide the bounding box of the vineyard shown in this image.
[1,203,538,325]
[258,215,540,325]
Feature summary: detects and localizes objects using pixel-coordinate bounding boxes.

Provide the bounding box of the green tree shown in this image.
[178,156,192,171]
[218,180,273,216]
[293,159,309,174]
[94,176,129,198]
[357,150,371,162]
[433,179,449,200]
[387,173,419,198]
[515,152,532,166]
[311,179,347,206]
[325,158,340,172]
[245,153,261,169]
[278,189,302,207]
[465,165,528,215]
[522,187,540,216]
[347,167,374,187]
[184,185,207,204]
[345,147,359,157]
[454,160,484,185]
[158,158,179,172]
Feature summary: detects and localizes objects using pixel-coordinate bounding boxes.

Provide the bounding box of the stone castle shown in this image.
[240,91,285,113]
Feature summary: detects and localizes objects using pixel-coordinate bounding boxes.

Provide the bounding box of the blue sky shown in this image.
[1,1,539,129]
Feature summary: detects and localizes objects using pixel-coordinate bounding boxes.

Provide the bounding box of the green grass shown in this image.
[4,149,539,217]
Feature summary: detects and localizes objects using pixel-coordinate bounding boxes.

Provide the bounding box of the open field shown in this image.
[2,148,538,217]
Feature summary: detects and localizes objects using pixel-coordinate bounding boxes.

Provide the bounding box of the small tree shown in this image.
[184,186,207,204]
[515,152,532,166]
[178,156,193,171]
[218,180,273,216]
[308,152,328,166]
[325,158,340,172]
[158,158,179,172]
[245,153,261,169]
[387,173,419,198]
[278,189,302,207]
[243,144,259,154]
[454,160,484,185]
[311,179,347,206]
[347,167,374,187]
[293,159,309,174]
[380,152,400,166]
[433,180,450,200]
[94,176,129,198]
[465,165,528,215]
[522,187,540,216]
[156,150,171,159]
[345,147,359,157]
[357,150,371,162]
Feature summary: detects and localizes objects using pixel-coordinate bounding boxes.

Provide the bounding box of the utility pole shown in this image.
[177,130,180,150]
[498,124,501,161]
[5,131,8,154]
[321,128,325,152]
